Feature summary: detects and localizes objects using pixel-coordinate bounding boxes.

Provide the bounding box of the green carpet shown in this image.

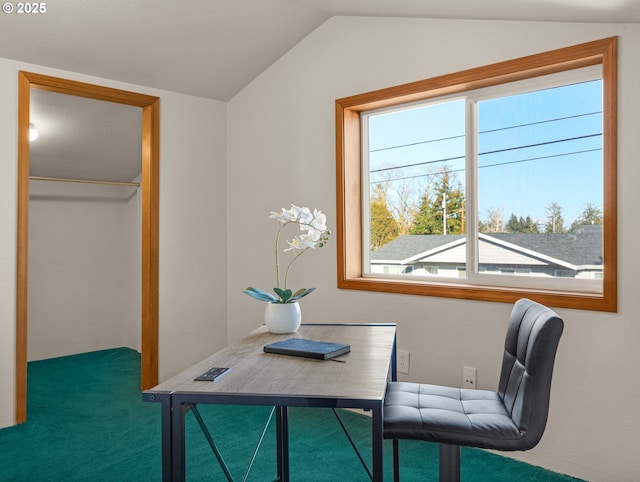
[0,348,582,481]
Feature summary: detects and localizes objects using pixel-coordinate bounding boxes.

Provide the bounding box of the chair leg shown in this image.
[393,439,400,482]
[439,444,461,482]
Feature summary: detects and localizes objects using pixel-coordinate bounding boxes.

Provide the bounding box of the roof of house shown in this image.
[371,224,602,266]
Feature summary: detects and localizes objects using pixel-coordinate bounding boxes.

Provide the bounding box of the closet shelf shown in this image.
[29,176,140,187]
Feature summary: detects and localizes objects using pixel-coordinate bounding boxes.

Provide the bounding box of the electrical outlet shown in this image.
[463,366,477,389]
[397,350,410,374]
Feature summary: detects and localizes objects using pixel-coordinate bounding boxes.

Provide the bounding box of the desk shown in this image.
[144,323,397,481]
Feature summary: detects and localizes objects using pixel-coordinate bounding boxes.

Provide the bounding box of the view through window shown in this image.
[365,73,603,292]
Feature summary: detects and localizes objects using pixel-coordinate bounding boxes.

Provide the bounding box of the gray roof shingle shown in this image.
[371,225,602,266]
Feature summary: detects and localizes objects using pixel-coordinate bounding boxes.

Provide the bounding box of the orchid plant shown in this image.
[244,205,330,304]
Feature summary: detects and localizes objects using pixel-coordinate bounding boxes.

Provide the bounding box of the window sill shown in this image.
[338,275,616,312]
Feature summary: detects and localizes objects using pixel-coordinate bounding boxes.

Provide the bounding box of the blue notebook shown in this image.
[263,338,351,360]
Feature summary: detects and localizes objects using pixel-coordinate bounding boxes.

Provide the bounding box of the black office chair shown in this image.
[384,298,564,482]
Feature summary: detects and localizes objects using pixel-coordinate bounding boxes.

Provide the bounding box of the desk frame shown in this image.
[144,323,397,481]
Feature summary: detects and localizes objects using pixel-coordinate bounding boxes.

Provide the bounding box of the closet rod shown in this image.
[29,176,140,187]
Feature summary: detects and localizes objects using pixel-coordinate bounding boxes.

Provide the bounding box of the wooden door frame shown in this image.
[15,71,160,423]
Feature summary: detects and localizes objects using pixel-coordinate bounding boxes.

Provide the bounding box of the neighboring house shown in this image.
[370,224,603,280]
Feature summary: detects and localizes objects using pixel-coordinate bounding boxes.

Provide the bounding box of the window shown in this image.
[423,265,438,276]
[336,37,617,312]
[365,70,602,290]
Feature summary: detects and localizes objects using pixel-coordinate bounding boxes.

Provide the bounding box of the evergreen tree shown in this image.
[410,192,440,234]
[571,203,603,230]
[521,216,539,233]
[410,166,465,235]
[505,213,540,233]
[505,213,520,233]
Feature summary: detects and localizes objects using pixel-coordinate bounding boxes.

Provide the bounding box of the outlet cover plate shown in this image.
[398,350,410,374]
[463,366,477,388]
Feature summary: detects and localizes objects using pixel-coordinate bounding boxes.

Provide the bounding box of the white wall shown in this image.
[123,174,142,350]
[227,17,640,481]
[27,180,140,360]
[0,58,228,428]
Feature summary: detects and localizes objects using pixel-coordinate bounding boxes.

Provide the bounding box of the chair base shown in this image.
[439,444,461,482]
[391,441,461,482]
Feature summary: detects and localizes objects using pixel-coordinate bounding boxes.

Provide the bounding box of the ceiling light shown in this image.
[29,124,39,142]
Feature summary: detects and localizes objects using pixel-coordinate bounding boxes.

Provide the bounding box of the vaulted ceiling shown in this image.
[1,0,638,102]
[3,0,638,182]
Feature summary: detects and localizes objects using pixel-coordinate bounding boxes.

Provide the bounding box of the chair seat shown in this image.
[384,382,525,450]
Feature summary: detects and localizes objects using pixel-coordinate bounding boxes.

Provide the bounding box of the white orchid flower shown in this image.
[305,228,323,243]
[292,205,313,224]
[310,210,327,232]
[283,237,302,252]
[245,205,331,303]
[270,207,295,223]
[285,234,317,251]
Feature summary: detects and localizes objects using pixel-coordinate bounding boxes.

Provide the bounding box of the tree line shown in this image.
[370,166,603,250]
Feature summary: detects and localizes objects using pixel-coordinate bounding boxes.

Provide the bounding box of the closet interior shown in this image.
[27,88,143,362]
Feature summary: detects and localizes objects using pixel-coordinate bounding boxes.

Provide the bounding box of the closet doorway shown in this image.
[15,72,159,423]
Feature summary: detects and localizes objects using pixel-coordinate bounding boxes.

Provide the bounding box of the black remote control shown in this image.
[194,367,231,381]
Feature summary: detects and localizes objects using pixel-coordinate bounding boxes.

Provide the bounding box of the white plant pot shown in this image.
[264,302,301,334]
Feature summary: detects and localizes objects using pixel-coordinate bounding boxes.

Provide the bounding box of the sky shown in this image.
[367,78,603,229]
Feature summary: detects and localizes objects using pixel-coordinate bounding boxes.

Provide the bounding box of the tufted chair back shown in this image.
[498,298,564,450]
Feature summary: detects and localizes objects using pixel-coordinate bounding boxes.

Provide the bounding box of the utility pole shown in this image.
[442,192,447,234]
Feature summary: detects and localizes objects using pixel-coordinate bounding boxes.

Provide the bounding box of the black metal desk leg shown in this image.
[391,334,398,382]
[372,404,384,482]
[171,398,189,482]
[276,406,290,481]
[157,394,173,482]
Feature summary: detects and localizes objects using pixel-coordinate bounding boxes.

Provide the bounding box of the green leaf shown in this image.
[273,288,292,302]
[243,287,278,303]
[288,287,316,302]
[243,286,317,303]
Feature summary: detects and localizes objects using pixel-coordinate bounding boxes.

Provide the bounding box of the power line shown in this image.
[370,148,602,185]
[369,110,601,154]
[479,147,602,170]
[370,133,463,153]
[371,154,464,173]
[370,133,602,174]
[479,111,601,135]
[480,133,601,157]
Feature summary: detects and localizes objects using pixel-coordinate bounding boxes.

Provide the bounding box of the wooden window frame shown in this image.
[335,37,617,312]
